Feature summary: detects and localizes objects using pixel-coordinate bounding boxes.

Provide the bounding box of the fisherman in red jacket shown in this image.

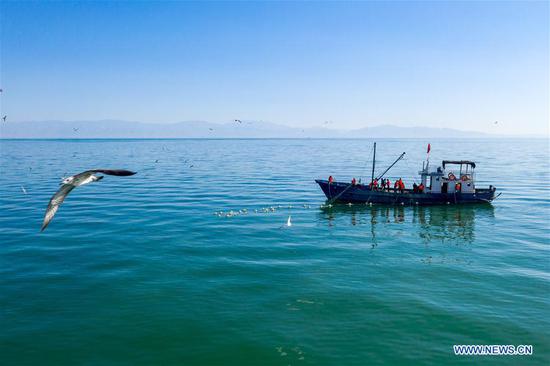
[328,175,334,184]
[396,178,405,193]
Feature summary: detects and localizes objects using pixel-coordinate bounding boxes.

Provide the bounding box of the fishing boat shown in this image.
[315,143,498,205]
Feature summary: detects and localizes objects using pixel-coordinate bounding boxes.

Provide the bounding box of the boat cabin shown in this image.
[419,160,476,194]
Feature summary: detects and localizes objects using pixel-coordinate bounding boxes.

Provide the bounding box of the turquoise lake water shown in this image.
[1,138,549,365]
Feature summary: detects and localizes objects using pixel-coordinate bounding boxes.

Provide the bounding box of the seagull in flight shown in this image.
[234,119,242,124]
[41,169,136,231]
[2,116,6,123]
[73,127,79,132]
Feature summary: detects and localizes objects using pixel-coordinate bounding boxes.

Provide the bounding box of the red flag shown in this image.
[427,143,431,154]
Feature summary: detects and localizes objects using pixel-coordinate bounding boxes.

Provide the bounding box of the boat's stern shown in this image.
[475,186,498,202]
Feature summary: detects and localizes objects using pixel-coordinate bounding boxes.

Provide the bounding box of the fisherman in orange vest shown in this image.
[418,182,425,193]
[396,178,405,193]
[372,178,379,190]
[328,175,334,184]
[351,177,357,185]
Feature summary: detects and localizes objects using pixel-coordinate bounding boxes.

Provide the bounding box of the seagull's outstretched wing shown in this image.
[89,169,136,176]
[41,184,75,231]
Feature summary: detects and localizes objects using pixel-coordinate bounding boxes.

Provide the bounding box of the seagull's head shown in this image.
[61,176,75,185]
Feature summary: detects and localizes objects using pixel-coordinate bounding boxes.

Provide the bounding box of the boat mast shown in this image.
[371,142,376,183]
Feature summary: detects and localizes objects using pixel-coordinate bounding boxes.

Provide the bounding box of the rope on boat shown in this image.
[327,183,354,205]
[479,192,502,203]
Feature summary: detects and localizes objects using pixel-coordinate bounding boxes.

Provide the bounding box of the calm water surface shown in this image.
[1,139,549,365]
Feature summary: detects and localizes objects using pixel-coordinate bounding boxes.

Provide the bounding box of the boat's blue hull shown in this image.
[315,180,496,205]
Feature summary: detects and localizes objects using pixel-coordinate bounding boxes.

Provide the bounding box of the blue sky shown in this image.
[0,1,548,134]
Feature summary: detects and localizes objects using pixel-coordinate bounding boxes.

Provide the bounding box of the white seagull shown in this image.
[286,215,292,227]
[41,169,136,231]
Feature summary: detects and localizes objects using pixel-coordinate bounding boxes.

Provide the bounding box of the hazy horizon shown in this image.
[0,1,548,136]
[1,119,544,139]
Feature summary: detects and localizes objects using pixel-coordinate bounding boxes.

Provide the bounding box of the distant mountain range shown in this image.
[0,120,540,139]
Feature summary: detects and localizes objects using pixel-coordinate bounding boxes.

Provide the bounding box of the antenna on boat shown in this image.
[371,142,376,184]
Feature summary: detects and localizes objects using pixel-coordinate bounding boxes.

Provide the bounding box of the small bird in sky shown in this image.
[234,119,242,124]
[209,128,214,131]
[73,127,79,132]
[155,159,159,163]
[41,169,137,231]
[2,116,6,123]
[494,121,498,125]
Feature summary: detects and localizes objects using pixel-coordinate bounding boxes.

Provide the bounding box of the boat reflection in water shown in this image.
[318,203,495,245]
